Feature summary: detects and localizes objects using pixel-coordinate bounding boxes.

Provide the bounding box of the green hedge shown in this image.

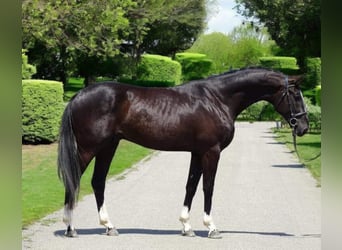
[315,85,321,106]
[131,54,181,87]
[175,52,213,82]
[238,101,281,121]
[22,80,64,143]
[303,57,321,91]
[22,49,36,79]
[259,56,299,75]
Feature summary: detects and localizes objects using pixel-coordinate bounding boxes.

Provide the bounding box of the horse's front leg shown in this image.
[179,153,203,237]
[202,145,222,239]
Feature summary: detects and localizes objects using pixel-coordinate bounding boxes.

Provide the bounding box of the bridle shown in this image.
[276,76,307,128]
[276,76,308,158]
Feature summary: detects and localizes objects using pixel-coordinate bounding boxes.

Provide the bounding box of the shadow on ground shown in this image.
[54,228,317,238]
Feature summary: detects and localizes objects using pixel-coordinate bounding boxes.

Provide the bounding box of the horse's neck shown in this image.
[213,78,279,119]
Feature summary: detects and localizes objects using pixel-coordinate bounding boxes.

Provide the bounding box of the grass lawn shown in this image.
[273,128,321,184]
[22,141,152,228]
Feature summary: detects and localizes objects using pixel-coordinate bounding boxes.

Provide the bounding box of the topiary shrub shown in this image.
[22,80,64,144]
[258,56,300,75]
[315,85,321,107]
[238,101,281,121]
[131,54,181,87]
[22,49,36,79]
[303,57,321,91]
[304,97,321,132]
[175,52,214,82]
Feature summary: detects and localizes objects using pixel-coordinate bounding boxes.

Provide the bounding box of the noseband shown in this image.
[277,76,307,128]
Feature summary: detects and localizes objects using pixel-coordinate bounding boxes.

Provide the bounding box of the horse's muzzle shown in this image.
[296,126,308,137]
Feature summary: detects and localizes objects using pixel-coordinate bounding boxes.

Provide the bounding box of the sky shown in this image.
[205,0,245,34]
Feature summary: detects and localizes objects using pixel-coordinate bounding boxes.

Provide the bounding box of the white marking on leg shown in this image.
[179,206,192,232]
[99,202,114,229]
[63,205,75,231]
[203,213,217,232]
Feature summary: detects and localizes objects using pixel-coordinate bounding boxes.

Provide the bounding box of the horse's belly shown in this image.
[121,122,194,151]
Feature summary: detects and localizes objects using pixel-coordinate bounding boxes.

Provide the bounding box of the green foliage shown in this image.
[303,57,321,91]
[22,49,36,79]
[123,54,181,87]
[22,80,64,143]
[238,101,281,121]
[315,85,321,107]
[259,56,300,75]
[140,0,207,56]
[175,52,213,81]
[235,0,320,65]
[188,24,276,73]
[229,23,277,68]
[22,0,134,83]
[22,0,132,58]
[187,32,233,73]
[304,97,321,132]
[22,0,209,83]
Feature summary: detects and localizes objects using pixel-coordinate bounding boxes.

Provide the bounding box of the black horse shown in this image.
[58,67,308,238]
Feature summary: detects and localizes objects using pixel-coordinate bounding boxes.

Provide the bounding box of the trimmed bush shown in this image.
[238,101,281,121]
[303,57,321,91]
[315,85,321,106]
[175,52,214,82]
[22,49,36,79]
[304,97,321,132]
[259,56,299,75]
[131,54,181,87]
[22,80,64,143]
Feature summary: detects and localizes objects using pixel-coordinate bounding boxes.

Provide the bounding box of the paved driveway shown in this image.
[22,122,320,250]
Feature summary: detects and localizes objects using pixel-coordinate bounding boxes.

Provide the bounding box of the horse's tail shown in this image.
[57,101,81,210]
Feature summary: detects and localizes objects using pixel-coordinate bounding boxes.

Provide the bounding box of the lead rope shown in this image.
[292,126,299,157]
[291,126,321,162]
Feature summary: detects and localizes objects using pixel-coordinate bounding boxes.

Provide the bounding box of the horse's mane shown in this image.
[207,66,283,80]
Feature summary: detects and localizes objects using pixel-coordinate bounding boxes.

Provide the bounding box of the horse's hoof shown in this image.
[64,228,77,237]
[208,229,222,239]
[106,227,119,236]
[182,229,196,237]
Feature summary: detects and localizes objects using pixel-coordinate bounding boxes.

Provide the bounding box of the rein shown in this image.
[291,127,321,162]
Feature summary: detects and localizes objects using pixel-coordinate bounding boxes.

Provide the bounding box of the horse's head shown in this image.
[274,75,309,136]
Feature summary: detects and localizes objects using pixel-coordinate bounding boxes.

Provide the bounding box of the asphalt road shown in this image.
[22,122,321,250]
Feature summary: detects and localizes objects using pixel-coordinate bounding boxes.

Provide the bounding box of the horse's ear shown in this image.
[288,75,304,86]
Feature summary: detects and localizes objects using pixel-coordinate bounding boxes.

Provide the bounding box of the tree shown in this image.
[22,49,36,79]
[188,32,233,73]
[235,0,320,66]
[22,0,133,83]
[123,0,208,79]
[22,0,210,83]
[141,0,207,57]
[188,24,276,72]
[229,23,277,68]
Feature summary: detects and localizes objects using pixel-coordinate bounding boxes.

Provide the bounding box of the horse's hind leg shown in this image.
[63,151,94,237]
[180,153,203,236]
[92,140,119,236]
